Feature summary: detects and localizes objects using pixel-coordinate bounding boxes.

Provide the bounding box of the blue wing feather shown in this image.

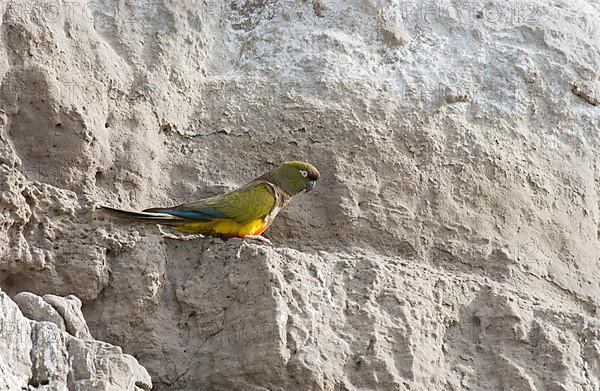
[156,207,228,220]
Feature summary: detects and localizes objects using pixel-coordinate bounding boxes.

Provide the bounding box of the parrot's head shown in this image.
[266,161,320,196]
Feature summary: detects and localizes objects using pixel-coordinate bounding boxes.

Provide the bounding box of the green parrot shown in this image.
[101,161,320,244]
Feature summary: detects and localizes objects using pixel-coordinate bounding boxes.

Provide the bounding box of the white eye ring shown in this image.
[300,170,308,178]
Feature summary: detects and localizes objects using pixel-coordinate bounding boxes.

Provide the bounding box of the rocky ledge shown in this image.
[0,288,151,391]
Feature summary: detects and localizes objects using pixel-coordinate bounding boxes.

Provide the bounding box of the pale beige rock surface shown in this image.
[0,288,152,390]
[0,287,32,390]
[14,291,66,332]
[1,0,600,390]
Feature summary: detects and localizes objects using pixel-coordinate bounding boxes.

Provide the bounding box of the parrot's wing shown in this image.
[159,182,277,224]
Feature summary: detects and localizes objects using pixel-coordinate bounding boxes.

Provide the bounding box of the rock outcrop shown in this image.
[0,288,151,390]
[0,0,599,390]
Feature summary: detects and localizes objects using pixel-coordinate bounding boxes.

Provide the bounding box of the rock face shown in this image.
[0,0,599,390]
[0,288,151,390]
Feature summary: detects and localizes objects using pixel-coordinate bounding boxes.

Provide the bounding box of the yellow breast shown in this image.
[173,218,267,237]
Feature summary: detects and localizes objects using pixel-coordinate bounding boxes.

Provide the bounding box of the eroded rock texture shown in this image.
[1,0,599,390]
[0,288,151,390]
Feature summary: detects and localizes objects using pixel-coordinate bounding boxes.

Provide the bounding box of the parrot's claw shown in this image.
[158,226,204,241]
[243,235,272,246]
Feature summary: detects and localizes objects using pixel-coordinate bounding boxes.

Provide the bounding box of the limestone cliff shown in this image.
[1,0,599,390]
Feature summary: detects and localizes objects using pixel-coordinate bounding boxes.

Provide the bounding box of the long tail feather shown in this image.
[100,206,185,226]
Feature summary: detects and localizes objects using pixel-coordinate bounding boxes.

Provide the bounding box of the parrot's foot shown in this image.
[243,234,272,246]
[158,226,204,241]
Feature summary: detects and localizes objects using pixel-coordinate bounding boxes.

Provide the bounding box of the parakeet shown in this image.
[101,161,320,244]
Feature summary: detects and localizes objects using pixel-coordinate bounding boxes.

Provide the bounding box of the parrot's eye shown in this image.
[300,170,308,178]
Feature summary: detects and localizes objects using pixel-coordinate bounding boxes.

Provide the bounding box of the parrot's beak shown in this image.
[305,180,317,192]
